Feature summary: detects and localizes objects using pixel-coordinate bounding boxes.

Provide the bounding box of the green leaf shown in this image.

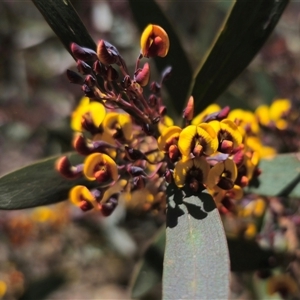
[0,153,93,210]
[130,226,165,299]
[31,0,96,57]
[163,184,229,299]
[192,0,289,113]
[247,153,300,197]
[128,0,193,118]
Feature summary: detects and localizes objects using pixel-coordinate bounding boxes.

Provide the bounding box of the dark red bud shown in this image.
[55,156,82,179]
[84,75,96,87]
[70,43,97,61]
[66,69,84,84]
[148,94,158,107]
[93,60,104,75]
[77,60,92,74]
[73,135,91,155]
[159,106,167,116]
[79,200,94,212]
[135,62,150,87]
[183,96,194,121]
[81,84,95,98]
[150,81,161,94]
[100,194,119,216]
[97,40,118,65]
[121,75,131,89]
[106,65,119,81]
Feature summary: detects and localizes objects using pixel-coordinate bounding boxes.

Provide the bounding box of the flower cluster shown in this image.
[56,24,267,216]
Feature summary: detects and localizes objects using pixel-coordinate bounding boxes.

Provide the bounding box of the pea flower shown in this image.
[140,24,170,58]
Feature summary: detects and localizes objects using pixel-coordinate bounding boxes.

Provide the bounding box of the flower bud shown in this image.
[77,60,92,74]
[56,156,82,179]
[106,65,119,81]
[81,84,95,98]
[70,43,97,61]
[66,69,83,84]
[183,96,194,121]
[97,40,118,65]
[84,75,96,88]
[100,194,119,216]
[135,62,150,86]
[121,75,131,89]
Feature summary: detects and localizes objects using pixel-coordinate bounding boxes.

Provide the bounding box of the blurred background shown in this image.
[0,1,300,299]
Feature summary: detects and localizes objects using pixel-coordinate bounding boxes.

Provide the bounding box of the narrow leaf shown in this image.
[248,153,300,197]
[31,0,96,58]
[163,184,229,299]
[130,226,165,299]
[128,0,193,117]
[192,0,289,113]
[0,153,93,210]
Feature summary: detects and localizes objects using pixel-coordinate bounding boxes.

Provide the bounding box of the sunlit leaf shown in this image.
[0,153,94,210]
[163,184,229,299]
[248,153,300,197]
[31,0,96,58]
[192,0,289,113]
[128,0,193,118]
[130,226,165,299]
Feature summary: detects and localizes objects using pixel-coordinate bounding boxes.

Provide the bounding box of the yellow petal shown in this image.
[255,105,270,126]
[193,157,210,184]
[192,104,221,125]
[157,126,182,151]
[208,120,221,135]
[89,101,106,127]
[178,125,197,156]
[173,159,193,187]
[207,162,224,189]
[269,98,291,121]
[118,114,133,141]
[197,123,218,155]
[220,119,243,147]
[69,185,96,206]
[140,24,169,57]
[224,159,237,181]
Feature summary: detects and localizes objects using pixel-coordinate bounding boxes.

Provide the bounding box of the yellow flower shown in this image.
[173,156,210,191]
[207,159,237,190]
[102,112,133,142]
[84,153,118,182]
[69,185,98,210]
[255,104,271,127]
[178,124,218,157]
[0,281,7,299]
[244,222,257,239]
[269,98,291,122]
[267,274,298,297]
[228,109,260,135]
[31,207,56,223]
[192,104,221,125]
[209,119,243,153]
[140,24,169,58]
[158,115,174,134]
[71,96,106,131]
[246,136,276,158]
[240,198,266,218]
